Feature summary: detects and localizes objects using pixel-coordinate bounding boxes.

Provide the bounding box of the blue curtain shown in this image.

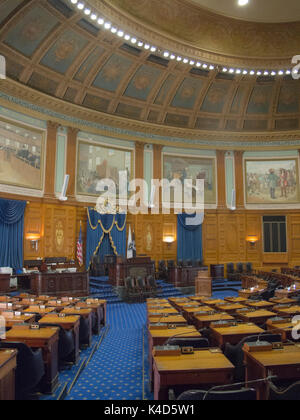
[0,198,26,270]
[86,209,127,269]
[177,214,203,262]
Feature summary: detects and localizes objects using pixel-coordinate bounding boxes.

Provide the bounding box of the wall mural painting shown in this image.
[77,141,133,197]
[245,159,299,204]
[163,154,216,205]
[0,118,44,190]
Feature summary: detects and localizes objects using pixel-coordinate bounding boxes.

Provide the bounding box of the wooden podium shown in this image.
[195,270,212,297]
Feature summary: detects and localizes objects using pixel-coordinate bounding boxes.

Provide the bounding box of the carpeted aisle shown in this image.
[67,303,152,401]
[66,290,238,400]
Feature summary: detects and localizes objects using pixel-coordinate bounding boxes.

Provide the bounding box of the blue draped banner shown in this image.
[177,214,203,263]
[86,208,127,269]
[0,198,26,270]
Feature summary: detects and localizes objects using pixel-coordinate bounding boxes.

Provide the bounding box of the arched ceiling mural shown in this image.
[0,0,299,134]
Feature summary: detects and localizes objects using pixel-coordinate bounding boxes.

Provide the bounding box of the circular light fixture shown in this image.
[238,0,249,6]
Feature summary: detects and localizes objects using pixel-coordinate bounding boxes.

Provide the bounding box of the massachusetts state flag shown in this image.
[77,223,83,267]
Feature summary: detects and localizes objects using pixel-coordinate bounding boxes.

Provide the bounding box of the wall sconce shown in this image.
[26,233,41,251]
[246,235,258,247]
[163,236,175,248]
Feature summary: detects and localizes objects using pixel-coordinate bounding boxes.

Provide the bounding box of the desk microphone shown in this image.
[202,375,278,400]
[164,329,199,346]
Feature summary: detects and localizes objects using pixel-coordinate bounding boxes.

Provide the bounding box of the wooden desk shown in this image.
[109,256,154,287]
[4,326,59,394]
[0,312,35,329]
[0,349,17,400]
[167,266,203,288]
[238,289,264,299]
[266,318,294,341]
[244,300,275,310]
[153,348,234,400]
[0,274,11,294]
[224,297,248,304]
[244,344,300,400]
[23,306,56,317]
[236,309,276,325]
[86,299,107,327]
[193,313,235,330]
[273,305,300,317]
[269,297,296,305]
[148,315,187,326]
[148,326,201,386]
[61,307,93,347]
[275,288,300,299]
[215,303,247,315]
[30,272,89,297]
[210,324,265,348]
[148,308,179,317]
[149,326,201,347]
[201,299,225,307]
[39,314,80,364]
[73,301,104,335]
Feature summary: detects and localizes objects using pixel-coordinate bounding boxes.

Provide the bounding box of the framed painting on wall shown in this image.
[0,118,44,190]
[162,154,217,206]
[245,158,299,204]
[76,140,134,197]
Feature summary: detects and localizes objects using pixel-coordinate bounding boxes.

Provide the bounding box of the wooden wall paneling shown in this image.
[24,202,44,260]
[43,205,77,259]
[287,214,300,267]
[246,214,262,267]
[202,213,218,264]
[162,215,177,263]
[218,213,240,263]
[237,213,247,263]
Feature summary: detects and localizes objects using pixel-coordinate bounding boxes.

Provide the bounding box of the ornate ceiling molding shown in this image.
[1,78,300,150]
[97,0,299,67]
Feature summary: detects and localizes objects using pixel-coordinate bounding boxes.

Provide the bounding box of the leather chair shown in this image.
[227,263,235,281]
[246,262,253,273]
[224,334,282,382]
[90,255,105,277]
[39,323,75,365]
[0,341,45,399]
[124,277,140,302]
[173,388,257,401]
[158,261,167,280]
[268,380,300,400]
[168,337,209,349]
[236,263,244,274]
[167,260,175,269]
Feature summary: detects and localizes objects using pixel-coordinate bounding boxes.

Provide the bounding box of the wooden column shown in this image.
[234,150,245,209]
[66,127,79,200]
[216,150,226,209]
[44,121,59,199]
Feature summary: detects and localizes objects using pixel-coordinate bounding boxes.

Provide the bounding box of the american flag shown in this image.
[77,223,83,267]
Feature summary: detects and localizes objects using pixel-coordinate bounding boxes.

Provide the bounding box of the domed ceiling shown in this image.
[0,0,299,134]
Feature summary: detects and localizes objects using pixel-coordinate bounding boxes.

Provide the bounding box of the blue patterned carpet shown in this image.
[57,290,238,400]
[67,303,152,401]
